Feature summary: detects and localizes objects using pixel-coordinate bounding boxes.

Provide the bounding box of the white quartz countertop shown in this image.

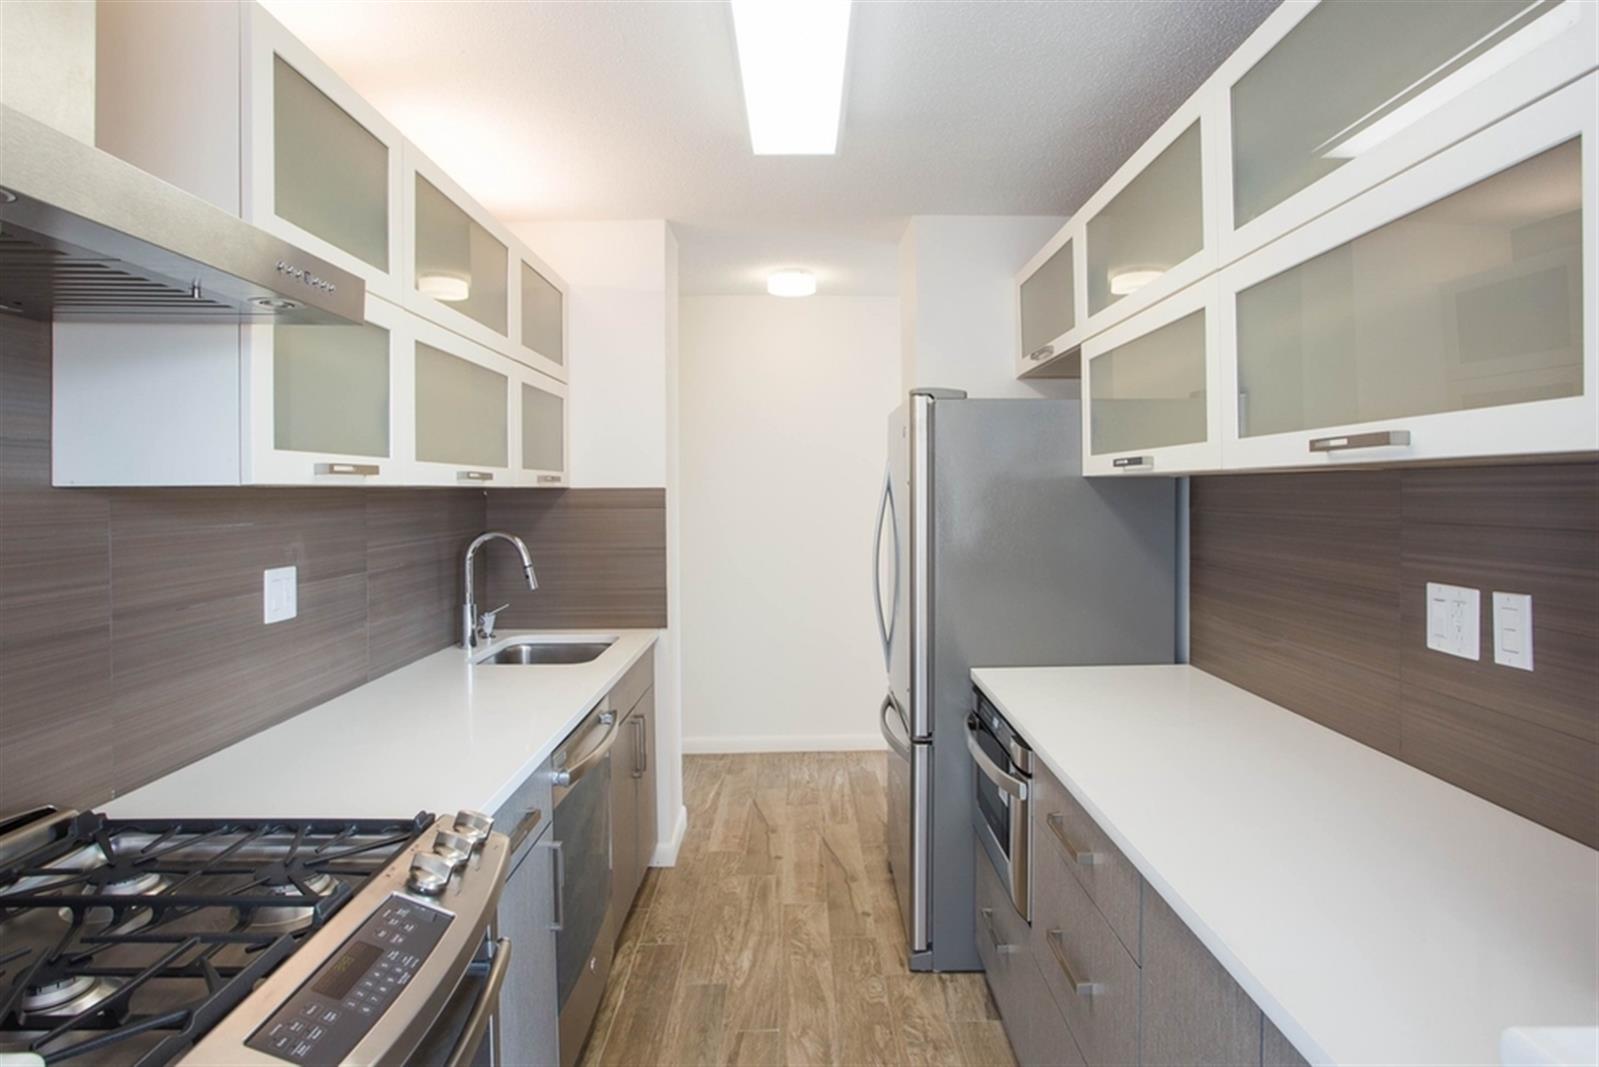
[970,665,1599,1067]
[107,630,659,822]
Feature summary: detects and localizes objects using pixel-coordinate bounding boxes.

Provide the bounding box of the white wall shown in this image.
[679,295,900,751]
[512,220,671,489]
[899,215,1075,398]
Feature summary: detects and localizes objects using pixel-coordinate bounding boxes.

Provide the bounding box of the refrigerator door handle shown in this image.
[871,469,900,671]
[879,693,913,761]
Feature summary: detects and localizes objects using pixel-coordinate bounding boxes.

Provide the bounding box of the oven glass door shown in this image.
[971,716,1013,863]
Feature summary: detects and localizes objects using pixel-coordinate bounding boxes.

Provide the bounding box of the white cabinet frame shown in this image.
[513,366,570,488]
[242,293,411,486]
[1218,75,1599,471]
[401,143,520,358]
[1082,277,1225,477]
[1212,0,1598,267]
[511,247,570,382]
[241,4,407,303]
[403,313,519,488]
[1076,92,1223,341]
[1014,217,1087,378]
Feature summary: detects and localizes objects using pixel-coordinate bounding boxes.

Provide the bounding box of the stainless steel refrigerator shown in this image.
[872,389,1179,971]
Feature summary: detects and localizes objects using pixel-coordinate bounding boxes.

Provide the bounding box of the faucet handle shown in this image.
[479,603,511,639]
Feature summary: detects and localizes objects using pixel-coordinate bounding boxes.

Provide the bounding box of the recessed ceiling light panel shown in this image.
[731,0,852,155]
[768,268,817,297]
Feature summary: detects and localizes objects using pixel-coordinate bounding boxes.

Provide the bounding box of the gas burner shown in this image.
[20,974,121,1018]
[240,870,336,931]
[60,869,172,931]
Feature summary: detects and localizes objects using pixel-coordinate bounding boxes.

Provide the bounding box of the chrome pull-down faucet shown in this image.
[462,531,538,649]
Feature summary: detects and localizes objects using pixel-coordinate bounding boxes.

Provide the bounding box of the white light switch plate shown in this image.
[263,566,297,624]
[1492,591,1534,670]
[1426,582,1479,660]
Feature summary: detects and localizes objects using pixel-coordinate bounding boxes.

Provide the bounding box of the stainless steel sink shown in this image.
[479,640,615,666]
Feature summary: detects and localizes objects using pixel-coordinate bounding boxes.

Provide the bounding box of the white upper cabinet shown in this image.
[517,371,570,487]
[1218,75,1597,470]
[1081,278,1223,477]
[406,314,517,487]
[1016,220,1084,378]
[514,251,569,381]
[243,294,410,485]
[403,146,516,354]
[1078,99,1220,338]
[242,5,406,301]
[1215,0,1598,265]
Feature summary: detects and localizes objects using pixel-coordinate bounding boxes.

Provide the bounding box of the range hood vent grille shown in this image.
[0,106,365,325]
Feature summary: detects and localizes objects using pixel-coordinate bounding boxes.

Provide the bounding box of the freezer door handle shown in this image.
[879,693,913,761]
[871,469,900,672]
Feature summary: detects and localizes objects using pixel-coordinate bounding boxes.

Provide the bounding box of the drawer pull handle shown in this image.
[458,470,495,482]
[980,907,1018,955]
[1308,429,1410,453]
[1111,455,1152,470]
[1046,812,1099,867]
[315,462,379,476]
[1047,929,1102,998]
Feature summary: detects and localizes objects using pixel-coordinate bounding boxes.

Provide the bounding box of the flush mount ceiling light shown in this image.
[1108,267,1163,296]
[767,268,817,297]
[418,271,471,302]
[731,0,852,155]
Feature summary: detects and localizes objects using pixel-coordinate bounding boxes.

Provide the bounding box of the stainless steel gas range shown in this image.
[0,806,512,1066]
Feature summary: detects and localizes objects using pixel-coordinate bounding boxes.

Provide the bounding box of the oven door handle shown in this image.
[443,937,511,1067]
[879,693,913,761]
[553,712,622,787]
[966,717,1029,801]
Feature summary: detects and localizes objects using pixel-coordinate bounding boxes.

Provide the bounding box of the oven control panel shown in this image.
[246,896,453,1064]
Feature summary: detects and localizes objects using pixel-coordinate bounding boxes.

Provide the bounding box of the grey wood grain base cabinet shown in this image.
[978,758,1311,1067]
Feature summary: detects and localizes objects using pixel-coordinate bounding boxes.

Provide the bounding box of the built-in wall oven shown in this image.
[967,691,1033,922]
[551,704,624,1067]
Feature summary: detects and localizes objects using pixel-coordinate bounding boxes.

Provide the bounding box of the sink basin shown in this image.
[479,639,615,666]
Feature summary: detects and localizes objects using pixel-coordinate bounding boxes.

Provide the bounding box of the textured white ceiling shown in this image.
[262,0,1279,293]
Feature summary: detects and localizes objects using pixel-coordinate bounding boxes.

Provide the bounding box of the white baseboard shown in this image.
[650,804,688,867]
[682,733,889,754]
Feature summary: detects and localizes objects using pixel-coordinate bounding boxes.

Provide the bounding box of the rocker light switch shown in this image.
[1492,591,1533,671]
[263,566,298,624]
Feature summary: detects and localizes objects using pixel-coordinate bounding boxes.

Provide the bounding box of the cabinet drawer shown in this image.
[1031,845,1138,1067]
[607,653,653,717]
[1033,763,1142,961]
[975,841,1085,1067]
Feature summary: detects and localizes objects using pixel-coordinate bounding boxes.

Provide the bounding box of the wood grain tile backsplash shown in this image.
[1191,464,1599,848]
[0,315,667,815]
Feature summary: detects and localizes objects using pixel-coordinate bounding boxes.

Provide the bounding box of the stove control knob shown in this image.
[452,810,493,847]
[433,829,473,869]
[408,852,452,896]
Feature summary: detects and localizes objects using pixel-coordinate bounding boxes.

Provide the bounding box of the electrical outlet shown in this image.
[1492,591,1534,671]
[1425,582,1479,660]
[263,566,297,624]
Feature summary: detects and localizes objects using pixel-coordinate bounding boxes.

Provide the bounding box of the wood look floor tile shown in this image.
[954,1021,1018,1067]
[888,974,965,1067]
[598,942,685,1066]
[722,1029,783,1067]
[833,938,900,1067]
[659,982,727,1067]
[782,902,839,1066]
[940,972,1000,1022]
[723,874,783,1034]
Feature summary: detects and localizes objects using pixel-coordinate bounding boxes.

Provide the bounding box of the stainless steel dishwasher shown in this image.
[550,703,623,1067]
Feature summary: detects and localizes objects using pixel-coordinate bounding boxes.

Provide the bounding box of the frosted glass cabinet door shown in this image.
[519,374,568,486]
[519,260,566,374]
[412,170,510,342]
[413,339,510,481]
[1082,280,1222,476]
[1221,76,1598,468]
[273,57,389,273]
[1017,227,1079,375]
[1219,0,1596,261]
[1086,121,1206,324]
[273,321,389,458]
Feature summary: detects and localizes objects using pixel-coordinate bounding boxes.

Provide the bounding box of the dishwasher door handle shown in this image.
[553,712,622,787]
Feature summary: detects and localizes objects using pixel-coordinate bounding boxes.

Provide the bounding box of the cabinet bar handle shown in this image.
[548,839,565,931]
[632,715,645,779]
[1309,430,1410,453]
[315,462,379,476]
[1027,344,1055,362]
[1112,456,1152,470]
[1045,812,1098,867]
[457,470,495,482]
[537,474,563,484]
[979,907,1017,955]
[509,807,542,852]
[1047,929,1102,997]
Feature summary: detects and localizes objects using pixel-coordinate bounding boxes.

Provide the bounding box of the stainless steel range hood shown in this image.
[0,105,365,324]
